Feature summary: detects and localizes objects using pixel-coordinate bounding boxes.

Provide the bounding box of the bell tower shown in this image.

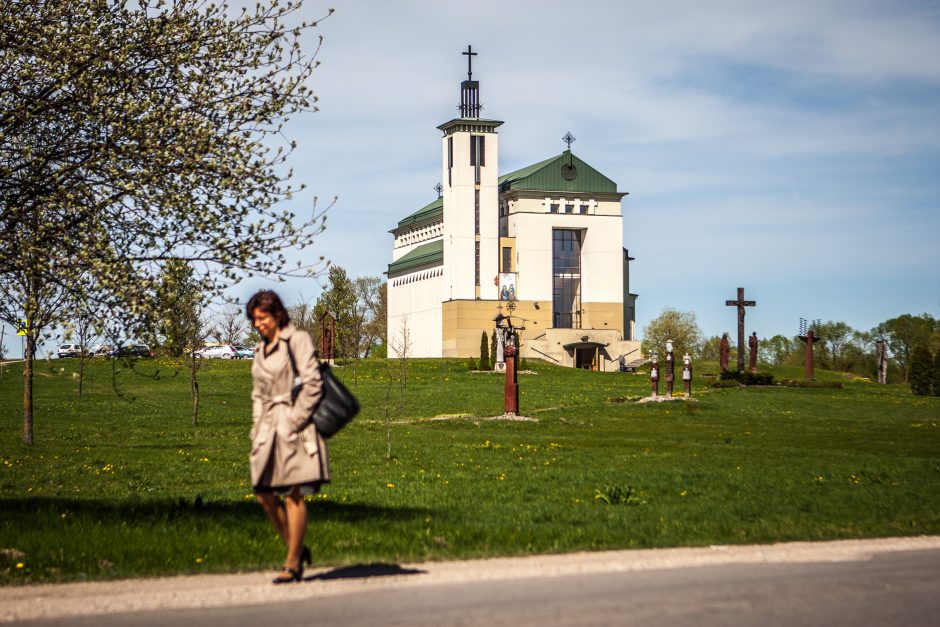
[438,45,502,301]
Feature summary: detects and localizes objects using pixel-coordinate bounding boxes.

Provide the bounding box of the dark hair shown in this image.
[246,290,290,328]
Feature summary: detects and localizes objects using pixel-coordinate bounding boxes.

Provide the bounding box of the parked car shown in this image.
[194,344,237,359]
[109,344,153,358]
[91,344,114,357]
[57,344,83,358]
[233,346,254,359]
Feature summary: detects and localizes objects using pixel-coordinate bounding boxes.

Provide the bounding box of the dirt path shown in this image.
[3,536,939,623]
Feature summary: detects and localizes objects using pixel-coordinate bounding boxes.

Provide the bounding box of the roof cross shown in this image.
[463,45,477,81]
[562,131,576,151]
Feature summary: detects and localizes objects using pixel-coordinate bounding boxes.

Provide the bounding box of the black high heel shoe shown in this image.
[301,545,312,567]
[272,565,303,584]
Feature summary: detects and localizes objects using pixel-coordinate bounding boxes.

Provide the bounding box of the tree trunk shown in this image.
[190,354,199,425]
[22,332,34,445]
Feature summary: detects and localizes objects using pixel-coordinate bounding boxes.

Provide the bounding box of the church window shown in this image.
[470,135,485,184]
[475,241,480,286]
[552,229,582,329]
[447,136,453,186]
[474,189,480,235]
[579,205,587,214]
[565,204,574,214]
[550,203,559,213]
[502,247,512,273]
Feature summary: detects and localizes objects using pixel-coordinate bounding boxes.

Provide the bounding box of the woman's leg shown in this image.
[282,489,308,568]
[256,493,289,543]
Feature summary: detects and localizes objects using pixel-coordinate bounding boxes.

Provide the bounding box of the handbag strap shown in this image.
[283,336,321,379]
[284,337,299,378]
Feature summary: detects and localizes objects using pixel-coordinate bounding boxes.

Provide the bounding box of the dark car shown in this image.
[109,344,153,358]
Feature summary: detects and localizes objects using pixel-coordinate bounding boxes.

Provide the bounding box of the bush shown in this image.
[779,379,843,389]
[711,379,741,388]
[466,357,477,371]
[719,370,775,386]
[480,331,490,371]
[909,344,933,396]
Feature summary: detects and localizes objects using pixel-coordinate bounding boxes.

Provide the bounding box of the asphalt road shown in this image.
[6,537,940,626]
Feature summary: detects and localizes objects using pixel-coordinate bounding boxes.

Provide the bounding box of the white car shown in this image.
[57,344,83,358]
[194,345,237,359]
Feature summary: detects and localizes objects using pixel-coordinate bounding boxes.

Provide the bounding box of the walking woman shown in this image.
[246,290,329,583]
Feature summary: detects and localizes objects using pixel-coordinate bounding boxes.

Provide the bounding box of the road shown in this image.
[4,536,940,626]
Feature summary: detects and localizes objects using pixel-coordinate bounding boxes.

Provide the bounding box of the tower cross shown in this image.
[725,287,756,372]
[463,45,477,81]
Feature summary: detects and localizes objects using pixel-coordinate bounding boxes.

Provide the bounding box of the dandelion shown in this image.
[387,483,395,488]
[199,457,209,462]
[680,490,688,497]
[16,563,24,569]
[195,557,203,563]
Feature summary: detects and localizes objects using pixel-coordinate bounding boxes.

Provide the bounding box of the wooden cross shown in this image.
[463,45,477,80]
[725,287,756,372]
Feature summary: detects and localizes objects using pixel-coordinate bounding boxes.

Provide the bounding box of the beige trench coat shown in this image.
[249,324,330,489]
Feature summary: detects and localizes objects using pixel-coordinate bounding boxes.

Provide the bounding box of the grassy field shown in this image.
[1,356,939,585]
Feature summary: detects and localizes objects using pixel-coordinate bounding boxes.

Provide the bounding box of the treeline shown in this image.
[704,314,940,383]
[645,309,939,384]
[57,264,388,360]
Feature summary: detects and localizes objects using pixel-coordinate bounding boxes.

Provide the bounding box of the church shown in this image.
[387,48,640,370]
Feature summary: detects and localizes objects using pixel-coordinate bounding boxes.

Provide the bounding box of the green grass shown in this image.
[1,356,939,584]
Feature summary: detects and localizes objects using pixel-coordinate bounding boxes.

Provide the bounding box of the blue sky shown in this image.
[3,0,940,357]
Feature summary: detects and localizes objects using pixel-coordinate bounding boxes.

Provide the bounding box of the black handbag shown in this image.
[286,339,360,438]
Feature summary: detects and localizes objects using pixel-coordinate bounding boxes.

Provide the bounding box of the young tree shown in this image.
[156,260,208,424]
[0,1,332,444]
[384,317,411,460]
[909,344,933,396]
[641,308,702,360]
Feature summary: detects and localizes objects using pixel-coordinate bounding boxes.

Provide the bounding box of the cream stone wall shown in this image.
[441,131,500,303]
[388,267,444,358]
[507,209,624,305]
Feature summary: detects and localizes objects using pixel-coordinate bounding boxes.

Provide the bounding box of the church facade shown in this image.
[387,53,640,370]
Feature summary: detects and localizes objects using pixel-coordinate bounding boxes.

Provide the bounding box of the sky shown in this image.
[3,0,940,357]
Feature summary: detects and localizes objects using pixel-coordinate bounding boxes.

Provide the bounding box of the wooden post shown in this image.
[504,344,519,415]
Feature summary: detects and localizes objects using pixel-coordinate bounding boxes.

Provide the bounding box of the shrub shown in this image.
[719,370,775,386]
[711,379,741,388]
[466,357,477,371]
[779,379,843,389]
[909,344,933,396]
[480,332,490,371]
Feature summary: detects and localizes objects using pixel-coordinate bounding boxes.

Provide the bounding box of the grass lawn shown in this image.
[1,356,939,584]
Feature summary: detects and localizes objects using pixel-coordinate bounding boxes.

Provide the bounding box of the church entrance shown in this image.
[575,347,597,370]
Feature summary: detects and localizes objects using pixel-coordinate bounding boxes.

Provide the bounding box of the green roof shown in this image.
[387,239,443,275]
[498,151,618,194]
[395,197,443,230]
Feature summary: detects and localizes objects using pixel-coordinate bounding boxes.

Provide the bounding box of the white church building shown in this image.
[387,49,640,370]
